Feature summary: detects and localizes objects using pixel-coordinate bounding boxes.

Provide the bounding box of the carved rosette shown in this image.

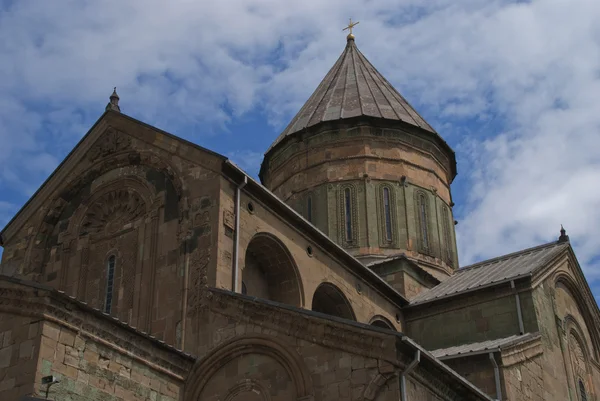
[80,190,146,236]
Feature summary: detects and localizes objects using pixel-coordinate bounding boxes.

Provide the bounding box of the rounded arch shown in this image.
[554,272,600,361]
[67,176,155,236]
[311,282,356,321]
[369,315,395,330]
[242,232,304,307]
[26,150,184,273]
[224,379,272,401]
[362,373,395,401]
[184,335,313,401]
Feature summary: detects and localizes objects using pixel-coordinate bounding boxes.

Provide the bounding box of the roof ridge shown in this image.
[355,47,400,120]
[349,42,365,116]
[359,60,387,119]
[353,45,435,132]
[457,240,565,273]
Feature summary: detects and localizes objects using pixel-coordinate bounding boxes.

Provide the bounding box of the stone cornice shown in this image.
[203,287,398,363]
[270,153,452,199]
[500,334,543,367]
[0,276,194,378]
[261,116,456,183]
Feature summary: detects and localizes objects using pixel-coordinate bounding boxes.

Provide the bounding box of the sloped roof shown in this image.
[431,333,540,359]
[267,37,436,152]
[409,241,570,306]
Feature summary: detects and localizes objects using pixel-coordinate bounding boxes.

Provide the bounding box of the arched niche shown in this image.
[369,315,395,330]
[25,150,184,276]
[554,273,600,361]
[184,335,313,401]
[311,282,356,321]
[242,232,304,307]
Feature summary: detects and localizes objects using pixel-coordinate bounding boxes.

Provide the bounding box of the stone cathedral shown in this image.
[0,30,599,401]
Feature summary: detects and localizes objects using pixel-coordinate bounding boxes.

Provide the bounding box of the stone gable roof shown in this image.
[409,241,570,306]
[267,37,436,153]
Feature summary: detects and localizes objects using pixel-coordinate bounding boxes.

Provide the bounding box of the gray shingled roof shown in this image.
[409,241,569,306]
[431,333,540,359]
[267,37,436,152]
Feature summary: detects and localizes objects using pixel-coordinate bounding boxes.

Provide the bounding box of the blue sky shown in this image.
[1,0,599,305]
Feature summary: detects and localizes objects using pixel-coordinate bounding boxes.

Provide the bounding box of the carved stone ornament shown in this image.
[569,333,587,377]
[87,128,132,162]
[80,190,146,236]
[223,210,235,230]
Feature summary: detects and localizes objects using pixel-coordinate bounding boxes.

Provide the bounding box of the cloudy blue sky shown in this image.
[1,0,599,303]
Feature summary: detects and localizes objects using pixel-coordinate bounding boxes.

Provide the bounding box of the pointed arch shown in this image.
[184,335,314,401]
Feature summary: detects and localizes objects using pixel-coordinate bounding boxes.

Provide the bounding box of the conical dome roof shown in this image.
[268,37,436,152]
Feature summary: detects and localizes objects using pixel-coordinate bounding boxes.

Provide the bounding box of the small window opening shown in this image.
[383,187,392,241]
[104,255,116,314]
[419,194,429,250]
[344,188,353,241]
[579,379,587,401]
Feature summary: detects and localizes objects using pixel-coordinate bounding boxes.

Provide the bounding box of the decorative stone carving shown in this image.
[223,210,235,230]
[87,128,132,162]
[80,190,146,236]
[569,332,587,377]
[187,247,210,316]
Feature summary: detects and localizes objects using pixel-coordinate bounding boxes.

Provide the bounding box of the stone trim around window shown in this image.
[414,190,433,256]
[376,184,397,247]
[441,205,454,267]
[339,184,359,248]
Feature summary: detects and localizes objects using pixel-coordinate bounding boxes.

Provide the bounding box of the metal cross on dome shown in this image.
[343,18,360,36]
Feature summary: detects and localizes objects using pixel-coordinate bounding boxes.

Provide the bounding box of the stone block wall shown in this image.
[184,288,490,401]
[501,353,544,401]
[406,285,538,351]
[35,321,184,401]
[0,249,194,401]
[442,355,497,399]
[0,313,40,400]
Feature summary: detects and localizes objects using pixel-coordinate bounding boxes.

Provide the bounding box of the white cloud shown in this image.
[1,0,600,298]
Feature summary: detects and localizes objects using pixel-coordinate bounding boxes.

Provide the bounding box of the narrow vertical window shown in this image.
[442,206,453,264]
[104,255,116,314]
[418,193,429,250]
[579,379,587,401]
[383,187,392,241]
[344,188,353,241]
[241,281,247,295]
[307,196,313,223]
